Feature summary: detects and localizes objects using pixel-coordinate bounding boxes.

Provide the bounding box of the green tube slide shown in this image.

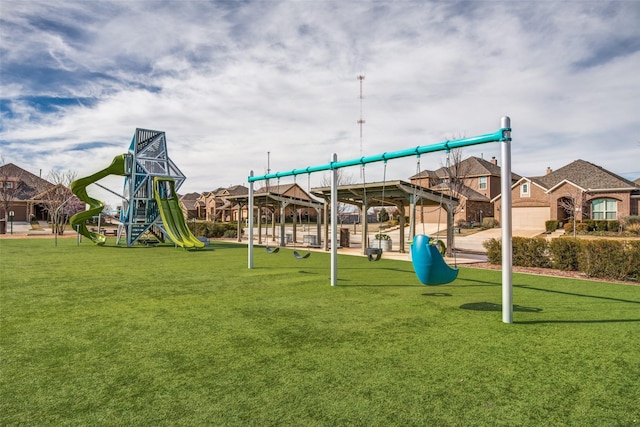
[70,154,128,245]
[153,177,204,248]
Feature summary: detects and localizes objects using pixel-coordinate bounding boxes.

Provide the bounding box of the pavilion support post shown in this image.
[280,202,286,247]
[292,204,297,244]
[316,208,322,247]
[398,203,406,253]
[257,204,262,245]
[271,208,277,242]
[323,200,329,251]
[446,206,454,257]
[361,202,368,255]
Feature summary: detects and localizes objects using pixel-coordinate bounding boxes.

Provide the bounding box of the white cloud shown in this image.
[1,0,639,198]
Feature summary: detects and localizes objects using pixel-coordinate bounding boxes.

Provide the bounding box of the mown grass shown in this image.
[1,238,639,426]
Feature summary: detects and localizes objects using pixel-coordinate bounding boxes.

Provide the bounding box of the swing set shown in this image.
[260,174,318,258]
[248,117,514,323]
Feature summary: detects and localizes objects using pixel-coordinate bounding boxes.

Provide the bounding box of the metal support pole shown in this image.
[330,153,338,286]
[248,171,254,269]
[500,116,513,324]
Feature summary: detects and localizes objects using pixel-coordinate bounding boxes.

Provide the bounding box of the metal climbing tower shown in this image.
[119,128,186,246]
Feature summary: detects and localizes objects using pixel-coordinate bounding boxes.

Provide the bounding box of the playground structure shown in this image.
[69,128,204,248]
[248,117,514,323]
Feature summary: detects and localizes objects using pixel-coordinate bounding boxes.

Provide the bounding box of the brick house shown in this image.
[178,192,201,220]
[409,156,520,226]
[0,163,55,222]
[493,159,640,229]
[195,185,249,222]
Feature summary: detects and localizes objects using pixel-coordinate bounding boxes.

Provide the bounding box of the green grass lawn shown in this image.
[1,238,638,426]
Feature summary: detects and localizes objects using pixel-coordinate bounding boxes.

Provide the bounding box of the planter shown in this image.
[372,239,392,252]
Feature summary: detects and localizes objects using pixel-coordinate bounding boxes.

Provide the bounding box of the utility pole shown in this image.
[357,74,365,179]
[357,75,365,157]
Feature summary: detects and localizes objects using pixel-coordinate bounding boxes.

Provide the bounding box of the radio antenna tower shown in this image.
[357,75,365,157]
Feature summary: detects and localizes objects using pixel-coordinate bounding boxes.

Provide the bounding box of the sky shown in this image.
[1,0,639,206]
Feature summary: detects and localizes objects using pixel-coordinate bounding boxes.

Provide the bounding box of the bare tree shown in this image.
[441,148,471,220]
[38,169,83,235]
[0,156,25,222]
[320,168,357,224]
[557,186,590,237]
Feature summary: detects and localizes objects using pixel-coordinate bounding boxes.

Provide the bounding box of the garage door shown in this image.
[512,207,549,230]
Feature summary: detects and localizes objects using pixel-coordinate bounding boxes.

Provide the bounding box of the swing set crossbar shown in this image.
[248,128,510,183]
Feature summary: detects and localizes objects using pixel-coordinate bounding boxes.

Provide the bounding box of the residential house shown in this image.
[0,163,55,222]
[253,182,320,224]
[197,185,249,222]
[493,159,640,229]
[179,192,201,220]
[409,156,520,226]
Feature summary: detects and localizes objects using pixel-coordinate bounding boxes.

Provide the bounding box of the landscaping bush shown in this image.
[594,220,609,232]
[622,216,640,227]
[582,219,595,231]
[188,221,241,238]
[223,229,238,238]
[482,217,498,229]
[549,238,582,271]
[625,240,640,280]
[607,220,620,232]
[625,223,640,235]
[563,221,589,234]
[579,240,629,281]
[483,238,501,264]
[545,220,559,233]
[513,237,551,268]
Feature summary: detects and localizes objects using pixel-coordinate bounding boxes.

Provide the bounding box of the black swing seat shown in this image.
[265,245,280,254]
[293,249,311,259]
[365,247,383,262]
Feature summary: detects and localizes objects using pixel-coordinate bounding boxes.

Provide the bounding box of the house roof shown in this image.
[179,192,201,209]
[533,159,638,191]
[430,182,490,202]
[0,163,54,200]
[216,185,248,196]
[410,156,521,181]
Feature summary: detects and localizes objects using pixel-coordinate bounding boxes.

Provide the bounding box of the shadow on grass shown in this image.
[517,285,640,305]
[422,292,452,297]
[460,302,543,312]
[337,283,424,287]
[516,318,640,324]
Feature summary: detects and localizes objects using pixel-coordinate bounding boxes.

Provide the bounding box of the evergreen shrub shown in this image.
[482,217,498,229]
[513,237,551,268]
[545,220,559,233]
[483,238,501,264]
[579,240,628,280]
[549,238,581,271]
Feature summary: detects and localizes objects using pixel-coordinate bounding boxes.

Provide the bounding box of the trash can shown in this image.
[340,228,350,247]
[303,234,317,246]
[0,219,5,234]
[286,233,293,243]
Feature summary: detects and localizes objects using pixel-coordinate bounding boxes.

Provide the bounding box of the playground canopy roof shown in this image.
[310,180,459,210]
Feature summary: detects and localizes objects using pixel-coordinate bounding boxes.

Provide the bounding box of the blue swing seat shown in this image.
[410,234,459,286]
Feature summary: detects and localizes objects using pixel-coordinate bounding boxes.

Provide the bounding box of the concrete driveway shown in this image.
[454,227,544,253]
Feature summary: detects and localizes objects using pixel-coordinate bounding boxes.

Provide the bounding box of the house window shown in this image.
[520,183,530,197]
[592,198,617,220]
[478,176,487,190]
[5,182,13,189]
